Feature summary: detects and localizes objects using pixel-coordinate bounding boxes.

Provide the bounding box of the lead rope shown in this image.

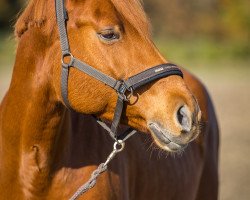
[69,134,135,200]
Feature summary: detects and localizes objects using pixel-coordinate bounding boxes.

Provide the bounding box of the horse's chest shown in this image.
[47,142,203,200]
[123,144,204,200]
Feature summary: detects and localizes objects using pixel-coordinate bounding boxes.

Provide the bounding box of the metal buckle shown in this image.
[118,83,127,94]
[117,83,133,102]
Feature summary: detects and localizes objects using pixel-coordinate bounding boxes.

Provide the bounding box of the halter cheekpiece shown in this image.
[55,0,183,198]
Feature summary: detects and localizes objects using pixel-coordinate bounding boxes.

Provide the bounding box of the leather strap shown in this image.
[124,63,183,90]
[55,0,70,55]
[72,58,118,88]
[61,63,71,109]
[110,96,125,136]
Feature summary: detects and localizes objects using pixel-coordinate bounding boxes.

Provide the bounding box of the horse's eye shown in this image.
[98,29,120,42]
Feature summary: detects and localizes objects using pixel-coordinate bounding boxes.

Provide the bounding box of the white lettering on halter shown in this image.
[155,67,164,73]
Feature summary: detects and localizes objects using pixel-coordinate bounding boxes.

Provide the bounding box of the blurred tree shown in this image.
[144,0,220,38]
[0,0,26,30]
[219,0,250,41]
[144,0,249,43]
[0,0,249,44]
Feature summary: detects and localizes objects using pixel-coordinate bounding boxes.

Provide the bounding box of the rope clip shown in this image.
[104,140,125,166]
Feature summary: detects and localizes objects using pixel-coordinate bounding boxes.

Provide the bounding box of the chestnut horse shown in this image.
[0,0,219,199]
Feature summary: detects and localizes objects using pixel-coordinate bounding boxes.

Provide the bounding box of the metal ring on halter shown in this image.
[61,52,74,66]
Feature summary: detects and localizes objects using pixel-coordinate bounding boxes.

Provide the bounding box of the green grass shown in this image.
[0,31,15,69]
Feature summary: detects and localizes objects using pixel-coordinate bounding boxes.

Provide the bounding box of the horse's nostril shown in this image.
[177,106,184,125]
[176,105,191,131]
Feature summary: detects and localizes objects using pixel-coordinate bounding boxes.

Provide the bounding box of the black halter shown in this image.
[55,0,183,140]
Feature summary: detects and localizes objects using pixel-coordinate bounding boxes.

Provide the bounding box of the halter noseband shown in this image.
[55,0,183,140]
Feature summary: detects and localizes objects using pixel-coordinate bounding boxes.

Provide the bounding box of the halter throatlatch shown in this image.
[55,0,183,198]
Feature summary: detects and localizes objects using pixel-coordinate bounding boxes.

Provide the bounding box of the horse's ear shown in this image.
[14,0,47,38]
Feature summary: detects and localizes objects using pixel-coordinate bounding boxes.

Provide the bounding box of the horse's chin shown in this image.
[148,122,197,152]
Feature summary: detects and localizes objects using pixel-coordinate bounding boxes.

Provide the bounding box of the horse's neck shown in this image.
[0,30,113,198]
[0,31,72,195]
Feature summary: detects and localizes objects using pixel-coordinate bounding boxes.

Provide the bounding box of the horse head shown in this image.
[16,0,201,152]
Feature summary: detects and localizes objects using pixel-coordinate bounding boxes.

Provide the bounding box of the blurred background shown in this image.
[0,0,249,199]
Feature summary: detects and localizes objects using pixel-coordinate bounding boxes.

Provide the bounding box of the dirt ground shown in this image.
[194,65,250,200]
[0,61,250,200]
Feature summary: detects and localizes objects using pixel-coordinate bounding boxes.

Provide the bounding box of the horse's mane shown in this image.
[15,0,150,39]
[15,0,55,38]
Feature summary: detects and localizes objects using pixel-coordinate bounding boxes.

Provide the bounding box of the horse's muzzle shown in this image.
[148,104,201,152]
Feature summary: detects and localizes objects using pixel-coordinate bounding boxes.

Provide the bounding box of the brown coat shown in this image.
[0,0,219,199]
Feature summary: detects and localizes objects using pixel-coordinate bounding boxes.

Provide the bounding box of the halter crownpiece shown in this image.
[55,0,183,198]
